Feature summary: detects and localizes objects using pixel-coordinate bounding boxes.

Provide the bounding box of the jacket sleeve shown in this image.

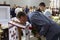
[30,13,50,36]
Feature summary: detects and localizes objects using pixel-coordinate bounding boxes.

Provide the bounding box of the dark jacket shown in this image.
[28,11,60,40]
[10,8,16,18]
[24,8,29,14]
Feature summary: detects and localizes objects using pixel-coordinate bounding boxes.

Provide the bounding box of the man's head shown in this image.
[16,12,27,24]
[39,2,46,11]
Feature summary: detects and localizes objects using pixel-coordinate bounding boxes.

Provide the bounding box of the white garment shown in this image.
[43,9,52,18]
[8,17,31,40]
[15,8,23,15]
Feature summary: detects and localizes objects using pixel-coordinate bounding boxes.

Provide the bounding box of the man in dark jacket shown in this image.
[10,5,16,18]
[24,5,29,14]
[28,2,60,40]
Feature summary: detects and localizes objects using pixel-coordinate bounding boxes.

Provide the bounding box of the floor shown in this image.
[0,35,46,40]
[22,35,46,40]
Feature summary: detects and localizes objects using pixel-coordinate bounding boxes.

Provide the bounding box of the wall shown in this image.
[0,0,10,4]
[9,0,50,7]
[0,0,59,7]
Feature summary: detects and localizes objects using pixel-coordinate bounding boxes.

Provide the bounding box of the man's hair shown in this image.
[16,12,26,18]
[39,2,46,7]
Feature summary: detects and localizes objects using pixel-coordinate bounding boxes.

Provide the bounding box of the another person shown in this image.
[15,7,23,15]
[24,5,29,14]
[33,6,36,12]
[29,6,33,13]
[9,12,31,40]
[43,7,52,18]
[28,2,60,40]
[10,4,17,18]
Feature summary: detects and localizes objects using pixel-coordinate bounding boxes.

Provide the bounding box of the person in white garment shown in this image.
[8,11,32,40]
[43,7,52,18]
[15,7,23,15]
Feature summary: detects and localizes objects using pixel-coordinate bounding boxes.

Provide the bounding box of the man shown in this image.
[9,12,31,40]
[10,7,16,18]
[28,2,60,40]
[24,5,29,14]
